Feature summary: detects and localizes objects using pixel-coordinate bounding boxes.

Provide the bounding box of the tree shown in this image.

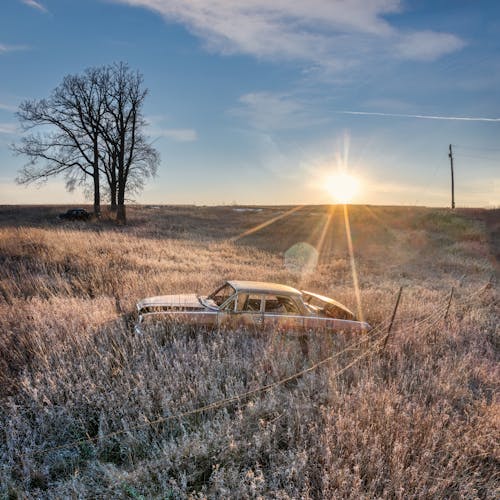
[14,68,109,216]
[100,132,159,213]
[98,63,158,224]
[13,63,159,223]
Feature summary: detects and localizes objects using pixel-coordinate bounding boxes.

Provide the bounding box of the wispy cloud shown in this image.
[338,111,500,122]
[0,122,19,134]
[146,115,197,141]
[21,0,48,13]
[0,43,28,54]
[230,92,326,131]
[109,0,465,71]
[395,31,465,61]
[0,102,18,112]
[153,128,197,142]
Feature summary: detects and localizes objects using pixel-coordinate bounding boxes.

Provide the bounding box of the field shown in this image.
[0,204,498,498]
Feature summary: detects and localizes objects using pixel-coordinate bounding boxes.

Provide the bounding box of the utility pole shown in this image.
[448,144,455,209]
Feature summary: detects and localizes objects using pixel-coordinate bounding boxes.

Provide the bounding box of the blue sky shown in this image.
[0,0,499,206]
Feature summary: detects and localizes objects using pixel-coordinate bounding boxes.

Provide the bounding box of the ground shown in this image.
[0,204,498,498]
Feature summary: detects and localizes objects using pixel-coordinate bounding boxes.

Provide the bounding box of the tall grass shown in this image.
[0,205,498,498]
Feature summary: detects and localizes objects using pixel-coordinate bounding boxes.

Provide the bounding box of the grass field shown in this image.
[0,204,498,498]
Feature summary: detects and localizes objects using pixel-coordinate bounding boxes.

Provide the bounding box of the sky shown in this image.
[0,0,499,207]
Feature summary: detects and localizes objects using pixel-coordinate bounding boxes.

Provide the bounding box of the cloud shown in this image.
[109,0,465,71]
[338,111,500,122]
[230,92,326,130]
[154,128,197,142]
[0,43,28,54]
[21,0,48,13]
[0,102,18,112]
[146,115,197,141]
[0,122,18,134]
[396,31,466,61]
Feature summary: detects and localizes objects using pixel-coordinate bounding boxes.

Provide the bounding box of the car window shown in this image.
[208,283,236,306]
[264,295,301,314]
[235,293,263,313]
[220,296,236,312]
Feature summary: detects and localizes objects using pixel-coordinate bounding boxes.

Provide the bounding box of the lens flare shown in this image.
[325,172,359,204]
[284,242,318,275]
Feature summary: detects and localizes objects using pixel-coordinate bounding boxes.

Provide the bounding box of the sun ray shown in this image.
[293,205,337,287]
[342,132,350,170]
[314,204,336,260]
[230,205,305,242]
[343,204,364,323]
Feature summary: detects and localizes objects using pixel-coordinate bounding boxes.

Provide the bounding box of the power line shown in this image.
[20,326,388,459]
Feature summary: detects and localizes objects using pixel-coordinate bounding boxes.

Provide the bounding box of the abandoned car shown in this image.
[135,280,370,333]
[58,208,91,221]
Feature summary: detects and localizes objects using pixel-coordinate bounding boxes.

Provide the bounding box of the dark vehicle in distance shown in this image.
[58,208,91,221]
[136,280,371,334]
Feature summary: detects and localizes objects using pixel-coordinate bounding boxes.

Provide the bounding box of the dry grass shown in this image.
[0,204,498,498]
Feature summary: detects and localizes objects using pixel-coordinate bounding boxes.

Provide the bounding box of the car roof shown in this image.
[227,280,301,296]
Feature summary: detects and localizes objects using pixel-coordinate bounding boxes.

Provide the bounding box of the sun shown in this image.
[324,172,360,204]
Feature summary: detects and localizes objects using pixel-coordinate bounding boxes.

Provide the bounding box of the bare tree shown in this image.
[13,63,159,223]
[14,68,109,216]
[100,132,159,212]
[99,127,119,211]
[99,63,159,224]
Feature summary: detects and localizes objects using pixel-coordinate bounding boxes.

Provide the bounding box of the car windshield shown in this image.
[207,283,236,307]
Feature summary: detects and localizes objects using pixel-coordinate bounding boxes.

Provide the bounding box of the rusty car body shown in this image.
[135,280,370,334]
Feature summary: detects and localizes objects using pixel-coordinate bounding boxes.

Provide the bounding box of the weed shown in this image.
[0,205,497,497]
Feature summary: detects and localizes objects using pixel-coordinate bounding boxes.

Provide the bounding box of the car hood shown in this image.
[137,293,204,311]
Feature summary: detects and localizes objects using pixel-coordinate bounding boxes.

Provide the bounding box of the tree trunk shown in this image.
[93,167,101,217]
[110,185,117,211]
[116,203,126,224]
[116,184,126,224]
[108,151,118,211]
[92,137,101,217]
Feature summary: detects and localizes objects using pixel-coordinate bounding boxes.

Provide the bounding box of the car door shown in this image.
[262,294,305,332]
[217,295,237,329]
[218,292,264,331]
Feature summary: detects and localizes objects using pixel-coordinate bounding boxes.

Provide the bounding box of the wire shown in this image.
[20,328,387,459]
[16,282,493,460]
